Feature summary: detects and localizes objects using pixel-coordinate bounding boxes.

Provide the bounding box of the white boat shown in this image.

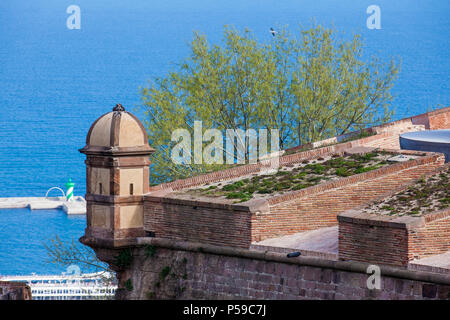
[0,271,117,300]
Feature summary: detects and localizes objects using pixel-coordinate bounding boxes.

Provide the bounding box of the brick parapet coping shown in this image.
[408,263,450,275]
[249,244,338,261]
[286,106,450,152]
[338,208,450,230]
[144,150,444,214]
[80,236,450,286]
[407,106,450,128]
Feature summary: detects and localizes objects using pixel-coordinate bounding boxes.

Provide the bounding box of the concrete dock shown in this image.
[0,196,86,214]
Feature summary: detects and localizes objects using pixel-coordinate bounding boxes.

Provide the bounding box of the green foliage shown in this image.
[159,266,172,280]
[293,183,309,190]
[350,152,378,162]
[44,235,111,274]
[335,167,351,177]
[188,152,394,199]
[354,165,380,174]
[374,168,450,216]
[223,181,245,191]
[114,248,133,269]
[140,24,400,184]
[124,279,133,291]
[304,163,326,174]
[144,245,157,258]
[226,191,252,202]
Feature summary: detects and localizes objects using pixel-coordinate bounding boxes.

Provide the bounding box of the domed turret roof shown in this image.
[80,104,154,155]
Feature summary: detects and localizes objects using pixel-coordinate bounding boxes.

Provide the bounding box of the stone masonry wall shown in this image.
[112,239,450,300]
[0,281,32,300]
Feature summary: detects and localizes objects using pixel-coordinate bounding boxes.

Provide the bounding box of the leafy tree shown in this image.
[140,24,399,184]
[44,235,112,273]
[44,236,116,299]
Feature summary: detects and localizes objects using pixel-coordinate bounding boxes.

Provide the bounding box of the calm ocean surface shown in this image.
[0,0,448,274]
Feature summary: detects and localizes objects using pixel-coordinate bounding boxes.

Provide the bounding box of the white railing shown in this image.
[45,187,66,199]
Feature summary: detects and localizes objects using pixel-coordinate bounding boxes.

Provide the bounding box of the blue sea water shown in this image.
[0,208,88,275]
[0,0,448,274]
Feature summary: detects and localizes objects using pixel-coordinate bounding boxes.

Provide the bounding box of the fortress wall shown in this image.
[287,107,450,152]
[111,238,450,300]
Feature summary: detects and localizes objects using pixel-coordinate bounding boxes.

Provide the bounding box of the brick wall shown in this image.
[427,107,450,129]
[112,238,450,300]
[338,209,450,267]
[338,217,409,266]
[144,196,252,248]
[252,153,445,242]
[409,211,450,260]
[0,281,32,300]
[288,106,450,151]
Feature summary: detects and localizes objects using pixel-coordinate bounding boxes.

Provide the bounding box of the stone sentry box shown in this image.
[79,104,154,244]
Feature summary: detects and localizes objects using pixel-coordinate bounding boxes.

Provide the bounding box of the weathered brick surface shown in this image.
[338,209,450,267]
[426,107,450,129]
[339,219,409,266]
[115,245,450,300]
[84,107,450,300]
[286,107,450,152]
[409,212,450,260]
[144,199,252,248]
